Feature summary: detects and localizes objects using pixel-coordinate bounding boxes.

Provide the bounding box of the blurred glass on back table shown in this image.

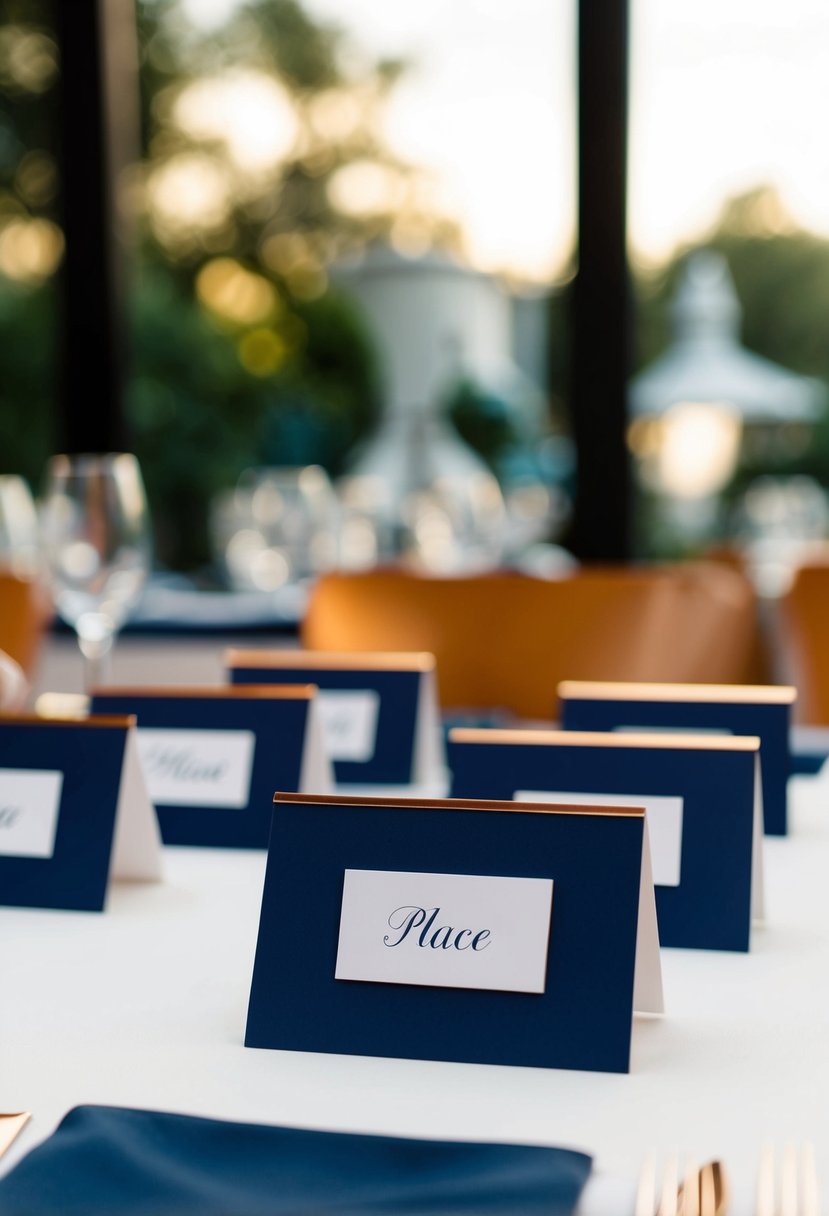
[40,453,151,689]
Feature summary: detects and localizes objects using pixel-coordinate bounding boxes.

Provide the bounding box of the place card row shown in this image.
[0,654,800,1075]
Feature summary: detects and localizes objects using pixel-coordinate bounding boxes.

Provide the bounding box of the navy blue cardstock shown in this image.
[226,650,434,785]
[0,715,132,912]
[245,792,654,1074]
[449,728,761,952]
[558,681,794,836]
[90,688,317,849]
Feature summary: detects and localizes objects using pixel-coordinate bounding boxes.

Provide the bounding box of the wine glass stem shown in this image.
[76,615,115,692]
[81,643,112,692]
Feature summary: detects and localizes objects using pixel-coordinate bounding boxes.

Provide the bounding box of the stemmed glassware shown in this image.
[213,465,338,592]
[40,453,151,689]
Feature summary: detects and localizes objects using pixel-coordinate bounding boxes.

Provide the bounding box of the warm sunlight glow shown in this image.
[630,0,829,263]
[147,153,232,241]
[308,89,365,142]
[328,160,409,217]
[182,0,829,279]
[382,78,572,281]
[174,70,299,174]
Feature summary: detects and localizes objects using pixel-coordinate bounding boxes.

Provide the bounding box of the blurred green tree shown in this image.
[0,0,60,484]
[0,0,459,569]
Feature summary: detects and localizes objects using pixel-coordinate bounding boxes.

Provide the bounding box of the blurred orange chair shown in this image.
[302,563,761,720]
[778,563,829,724]
[0,570,52,679]
[700,543,773,685]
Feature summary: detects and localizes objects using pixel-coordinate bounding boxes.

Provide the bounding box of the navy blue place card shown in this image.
[0,714,162,912]
[245,792,662,1074]
[226,650,445,788]
[449,727,763,953]
[90,687,332,849]
[558,681,795,836]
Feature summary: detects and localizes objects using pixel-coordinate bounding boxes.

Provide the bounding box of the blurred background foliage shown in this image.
[2,1,829,567]
[0,0,459,567]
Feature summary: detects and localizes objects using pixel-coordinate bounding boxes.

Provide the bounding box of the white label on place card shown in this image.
[516,790,684,888]
[0,769,63,859]
[315,690,380,762]
[136,728,255,808]
[335,869,554,994]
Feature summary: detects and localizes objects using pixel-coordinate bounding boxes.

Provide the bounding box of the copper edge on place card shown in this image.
[272,791,647,818]
[557,680,797,705]
[447,727,761,752]
[87,684,317,701]
[2,710,136,730]
[0,1112,31,1159]
[224,648,435,673]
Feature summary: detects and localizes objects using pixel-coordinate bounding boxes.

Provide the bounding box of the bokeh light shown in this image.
[196,258,277,325]
[0,218,64,281]
[147,153,233,242]
[173,69,299,174]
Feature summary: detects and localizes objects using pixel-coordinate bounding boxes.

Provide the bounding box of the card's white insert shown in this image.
[516,790,683,888]
[136,728,255,808]
[315,690,380,762]
[335,868,553,994]
[0,769,63,859]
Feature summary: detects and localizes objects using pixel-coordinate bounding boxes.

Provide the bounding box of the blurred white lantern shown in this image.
[629,251,824,512]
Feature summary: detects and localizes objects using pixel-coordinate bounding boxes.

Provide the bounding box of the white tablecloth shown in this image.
[5,635,828,1210]
[2,773,829,1214]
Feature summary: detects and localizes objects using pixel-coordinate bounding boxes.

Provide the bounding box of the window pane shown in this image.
[134,0,576,573]
[630,0,829,575]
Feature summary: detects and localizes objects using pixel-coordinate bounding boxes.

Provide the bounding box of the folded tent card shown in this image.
[225,650,445,789]
[245,792,662,1074]
[448,727,763,953]
[89,686,332,848]
[0,714,161,912]
[558,681,795,836]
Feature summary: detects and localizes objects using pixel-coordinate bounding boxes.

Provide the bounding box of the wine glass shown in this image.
[40,453,151,689]
[213,465,338,592]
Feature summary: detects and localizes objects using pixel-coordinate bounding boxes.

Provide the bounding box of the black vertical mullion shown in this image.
[567,0,632,561]
[54,0,139,455]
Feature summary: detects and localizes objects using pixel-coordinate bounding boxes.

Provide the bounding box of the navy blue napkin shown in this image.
[0,1105,592,1216]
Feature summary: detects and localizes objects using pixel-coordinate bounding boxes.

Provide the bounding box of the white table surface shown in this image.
[4,635,829,1212]
[2,773,829,1214]
[31,634,237,697]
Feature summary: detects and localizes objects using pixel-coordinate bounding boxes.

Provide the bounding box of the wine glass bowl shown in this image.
[214,465,338,592]
[40,453,151,686]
